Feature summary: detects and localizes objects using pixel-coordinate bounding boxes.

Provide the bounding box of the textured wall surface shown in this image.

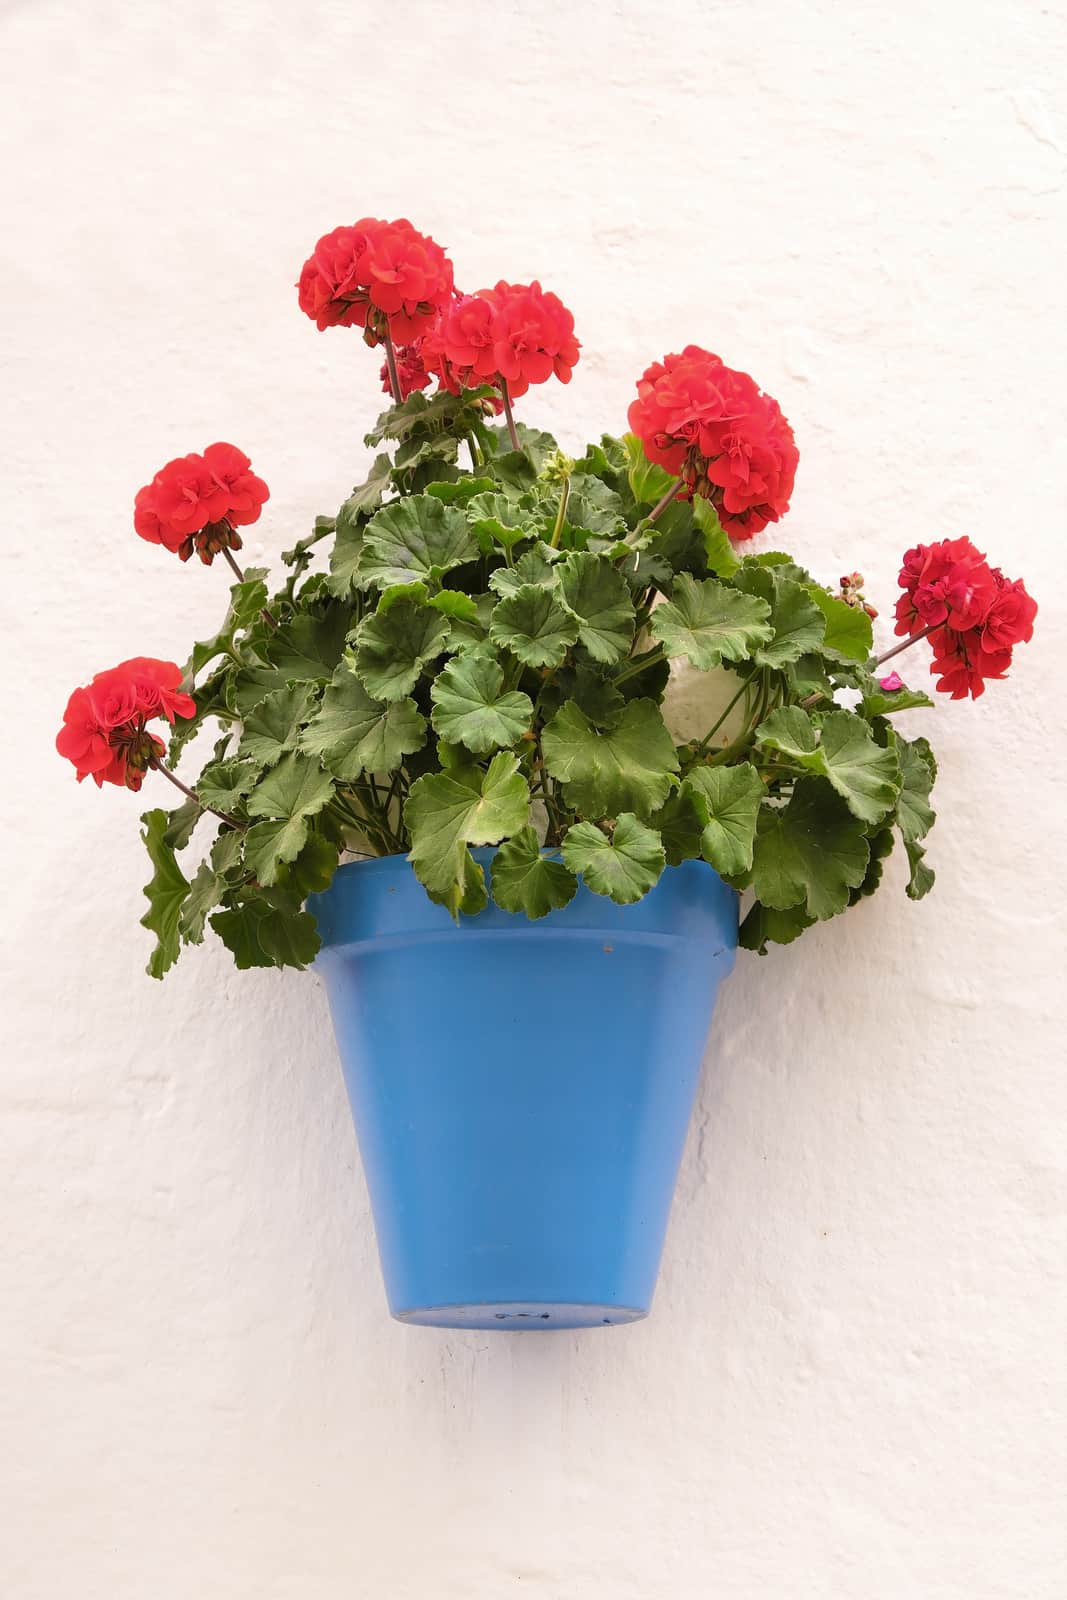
[2,3,1065,1596]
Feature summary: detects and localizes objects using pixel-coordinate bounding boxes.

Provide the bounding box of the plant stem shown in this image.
[549,477,571,549]
[613,646,666,688]
[151,757,243,829]
[383,326,404,405]
[501,379,521,452]
[690,671,754,758]
[222,546,245,584]
[873,621,940,667]
[648,476,685,522]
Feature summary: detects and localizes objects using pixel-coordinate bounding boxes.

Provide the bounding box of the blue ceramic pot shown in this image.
[311,852,737,1330]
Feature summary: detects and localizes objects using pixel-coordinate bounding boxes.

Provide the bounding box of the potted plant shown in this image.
[57,217,1038,1329]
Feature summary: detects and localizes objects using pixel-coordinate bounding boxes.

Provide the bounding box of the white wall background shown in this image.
[2,2,1065,1595]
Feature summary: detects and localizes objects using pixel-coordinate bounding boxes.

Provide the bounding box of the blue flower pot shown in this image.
[311,852,737,1330]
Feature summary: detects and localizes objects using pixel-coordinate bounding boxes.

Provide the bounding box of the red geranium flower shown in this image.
[57,658,195,790]
[297,218,454,345]
[892,538,1037,698]
[423,281,580,400]
[134,444,268,564]
[380,342,432,401]
[627,346,798,540]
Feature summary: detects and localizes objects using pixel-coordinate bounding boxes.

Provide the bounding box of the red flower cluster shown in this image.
[895,538,1037,698]
[627,345,798,540]
[380,342,432,401]
[57,659,195,789]
[298,218,454,345]
[135,443,269,565]
[423,281,580,399]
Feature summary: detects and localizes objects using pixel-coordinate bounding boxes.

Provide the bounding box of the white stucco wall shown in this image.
[3,2,1065,1595]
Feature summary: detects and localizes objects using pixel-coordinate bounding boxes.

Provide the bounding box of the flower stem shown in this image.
[151,757,243,829]
[383,327,404,405]
[648,476,685,522]
[221,546,245,584]
[501,379,521,452]
[689,671,754,759]
[549,477,571,549]
[872,621,940,668]
[613,646,667,688]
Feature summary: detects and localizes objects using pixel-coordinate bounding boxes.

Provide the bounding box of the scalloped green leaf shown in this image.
[353,597,451,701]
[405,752,530,918]
[895,734,936,843]
[561,814,666,903]
[684,762,764,876]
[806,586,873,662]
[238,685,315,768]
[651,574,772,671]
[488,582,580,668]
[243,753,336,885]
[196,759,259,812]
[301,664,426,778]
[735,565,826,668]
[691,496,740,578]
[430,650,534,754]
[140,810,190,979]
[489,829,579,918]
[756,707,901,825]
[623,432,678,506]
[749,779,870,920]
[541,697,679,819]
[488,544,561,598]
[558,552,636,664]
[738,901,815,954]
[466,492,538,552]
[357,494,478,590]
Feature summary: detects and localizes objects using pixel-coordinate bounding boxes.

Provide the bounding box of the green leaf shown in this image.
[895,734,936,843]
[623,432,678,505]
[651,574,772,671]
[489,828,578,918]
[140,810,190,979]
[353,597,451,701]
[735,565,826,668]
[196,759,258,811]
[558,552,636,664]
[466,492,538,552]
[210,894,320,971]
[806,586,874,663]
[300,664,426,778]
[209,901,275,969]
[163,798,202,851]
[489,583,580,668]
[339,453,393,521]
[485,448,540,493]
[430,650,534,753]
[283,832,341,897]
[358,495,477,590]
[749,779,870,920]
[238,685,314,768]
[651,786,707,866]
[849,825,895,903]
[488,543,561,598]
[691,495,740,578]
[756,707,901,825]
[425,476,497,504]
[538,664,625,730]
[904,838,936,900]
[859,680,934,717]
[562,814,666,903]
[264,606,353,683]
[684,763,764,876]
[243,753,336,886]
[180,861,226,945]
[211,828,245,876]
[542,698,679,819]
[738,901,815,954]
[405,751,530,917]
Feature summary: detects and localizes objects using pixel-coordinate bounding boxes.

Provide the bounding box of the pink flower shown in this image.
[878,671,904,692]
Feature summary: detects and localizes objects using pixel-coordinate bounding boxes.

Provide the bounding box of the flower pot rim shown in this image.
[312,851,739,959]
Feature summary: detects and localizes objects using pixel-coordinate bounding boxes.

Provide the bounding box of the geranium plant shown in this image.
[58,217,1037,976]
